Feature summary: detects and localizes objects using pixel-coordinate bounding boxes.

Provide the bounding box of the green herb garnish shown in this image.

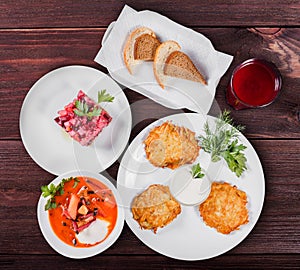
[41,177,79,211]
[72,177,80,188]
[198,110,247,177]
[74,100,101,119]
[191,163,205,179]
[98,89,114,103]
[74,90,114,119]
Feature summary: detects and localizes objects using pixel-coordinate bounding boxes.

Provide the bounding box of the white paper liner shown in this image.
[95,5,233,114]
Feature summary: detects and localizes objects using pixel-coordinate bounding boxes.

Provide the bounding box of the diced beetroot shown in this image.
[54,116,61,125]
[58,110,68,117]
[61,205,72,219]
[54,90,112,146]
[81,198,86,205]
[69,118,75,125]
[64,121,71,131]
[76,214,96,229]
[65,102,75,111]
[77,90,85,99]
[84,216,95,223]
[81,212,94,219]
[67,194,80,220]
[72,220,78,232]
[102,110,112,122]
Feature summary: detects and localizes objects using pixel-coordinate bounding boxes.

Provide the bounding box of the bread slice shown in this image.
[134,34,161,60]
[153,40,207,88]
[123,27,160,74]
[164,51,207,85]
[153,40,181,89]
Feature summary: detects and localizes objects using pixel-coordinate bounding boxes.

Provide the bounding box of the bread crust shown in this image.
[123,27,157,74]
[153,40,181,89]
[134,34,161,60]
[164,51,207,85]
[124,29,208,88]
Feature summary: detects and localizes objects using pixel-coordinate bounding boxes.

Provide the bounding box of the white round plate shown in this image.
[20,65,131,175]
[37,170,124,259]
[117,113,265,261]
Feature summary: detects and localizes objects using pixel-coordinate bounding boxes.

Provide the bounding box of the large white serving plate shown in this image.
[37,170,124,259]
[117,113,265,260]
[20,65,131,175]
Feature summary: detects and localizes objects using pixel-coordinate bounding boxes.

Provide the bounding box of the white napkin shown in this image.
[95,5,233,114]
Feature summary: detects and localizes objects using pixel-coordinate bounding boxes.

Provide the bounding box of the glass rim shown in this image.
[229,58,282,108]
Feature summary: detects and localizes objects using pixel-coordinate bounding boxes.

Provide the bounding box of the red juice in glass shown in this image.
[226,59,282,110]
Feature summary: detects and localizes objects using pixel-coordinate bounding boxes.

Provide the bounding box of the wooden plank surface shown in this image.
[0,0,299,28]
[0,140,299,255]
[1,254,300,270]
[0,28,299,139]
[0,1,299,268]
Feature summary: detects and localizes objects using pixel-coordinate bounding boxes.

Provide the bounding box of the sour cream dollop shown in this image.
[169,167,211,206]
[76,219,110,245]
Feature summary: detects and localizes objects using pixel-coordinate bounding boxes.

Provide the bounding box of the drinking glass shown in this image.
[226,58,282,110]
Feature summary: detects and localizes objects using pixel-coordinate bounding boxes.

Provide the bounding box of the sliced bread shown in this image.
[153,40,207,88]
[123,27,160,74]
[153,40,181,89]
[134,33,161,60]
[164,51,207,85]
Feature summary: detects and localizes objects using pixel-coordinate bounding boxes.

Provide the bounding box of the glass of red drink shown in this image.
[226,58,282,110]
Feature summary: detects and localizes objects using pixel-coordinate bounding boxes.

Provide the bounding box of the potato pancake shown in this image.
[144,121,200,169]
[131,184,181,233]
[199,182,249,234]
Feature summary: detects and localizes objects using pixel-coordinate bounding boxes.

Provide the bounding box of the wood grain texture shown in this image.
[0,254,300,270]
[249,28,300,79]
[0,2,299,267]
[0,28,299,140]
[0,0,299,28]
[0,140,299,255]
[1,254,300,270]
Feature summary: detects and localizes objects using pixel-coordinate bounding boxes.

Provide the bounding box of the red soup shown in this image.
[226,59,282,109]
[48,176,118,248]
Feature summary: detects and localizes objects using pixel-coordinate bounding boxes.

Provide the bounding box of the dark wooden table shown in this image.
[0,1,299,269]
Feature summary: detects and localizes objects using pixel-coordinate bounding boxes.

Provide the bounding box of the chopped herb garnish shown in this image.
[74,100,101,119]
[73,177,80,188]
[198,110,247,177]
[41,177,80,211]
[73,90,114,119]
[191,163,205,179]
[98,89,114,103]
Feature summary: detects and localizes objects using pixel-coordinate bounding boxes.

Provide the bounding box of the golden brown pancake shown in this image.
[131,184,181,233]
[144,121,200,169]
[199,182,249,234]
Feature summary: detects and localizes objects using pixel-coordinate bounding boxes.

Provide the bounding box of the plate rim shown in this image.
[116,112,265,261]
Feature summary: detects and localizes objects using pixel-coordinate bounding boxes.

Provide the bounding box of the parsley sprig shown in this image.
[74,100,101,119]
[98,89,114,103]
[74,89,114,119]
[198,110,247,177]
[191,163,205,179]
[41,177,79,211]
